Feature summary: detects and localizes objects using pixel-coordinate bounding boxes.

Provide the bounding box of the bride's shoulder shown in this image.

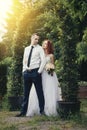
[49,54,54,59]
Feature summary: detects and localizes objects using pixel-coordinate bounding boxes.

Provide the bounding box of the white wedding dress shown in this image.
[26,55,62,117]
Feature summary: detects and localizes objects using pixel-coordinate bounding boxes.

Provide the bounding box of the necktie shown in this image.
[27,46,34,67]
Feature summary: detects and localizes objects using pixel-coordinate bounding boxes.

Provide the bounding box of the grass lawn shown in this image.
[0,99,87,130]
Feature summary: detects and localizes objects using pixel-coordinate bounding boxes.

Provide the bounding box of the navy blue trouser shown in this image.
[21,68,45,115]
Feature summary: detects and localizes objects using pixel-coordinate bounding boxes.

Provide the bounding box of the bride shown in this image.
[26,39,62,117]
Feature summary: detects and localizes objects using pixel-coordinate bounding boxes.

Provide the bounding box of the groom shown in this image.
[16,33,46,117]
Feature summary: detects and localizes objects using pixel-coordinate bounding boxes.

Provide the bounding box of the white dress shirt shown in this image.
[23,44,46,73]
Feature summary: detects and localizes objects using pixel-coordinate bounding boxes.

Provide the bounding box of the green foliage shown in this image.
[0,63,7,97]
[5,0,24,97]
[78,60,87,81]
[55,60,63,82]
[58,6,79,101]
[0,57,12,98]
[0,43,7,61]
[78,81,87,87]
[77,29,87,62]
[7,60,23,96]
[0,58,12,110]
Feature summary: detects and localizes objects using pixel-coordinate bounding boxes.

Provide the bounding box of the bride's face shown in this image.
[42,41,48,49]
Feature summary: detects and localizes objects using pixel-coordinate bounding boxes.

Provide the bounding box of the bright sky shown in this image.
[0,0,12,41]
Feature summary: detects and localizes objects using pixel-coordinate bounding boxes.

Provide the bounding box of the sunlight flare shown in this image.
[0,0,12,41]
[0,0,12,18]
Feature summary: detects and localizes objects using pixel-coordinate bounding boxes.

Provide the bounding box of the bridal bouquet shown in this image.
[45,62,55,76]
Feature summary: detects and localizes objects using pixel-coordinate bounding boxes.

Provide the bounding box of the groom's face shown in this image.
[31,34,39,45]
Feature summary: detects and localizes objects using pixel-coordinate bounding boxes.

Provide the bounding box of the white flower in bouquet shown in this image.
[45,62,55,76]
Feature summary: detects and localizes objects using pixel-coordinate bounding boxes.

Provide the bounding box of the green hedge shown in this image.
[0,64,7,97]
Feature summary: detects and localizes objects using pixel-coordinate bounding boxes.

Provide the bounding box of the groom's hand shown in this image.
[37,71,41,75]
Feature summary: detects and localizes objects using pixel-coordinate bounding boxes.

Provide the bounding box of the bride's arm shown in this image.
[50,54,55,64]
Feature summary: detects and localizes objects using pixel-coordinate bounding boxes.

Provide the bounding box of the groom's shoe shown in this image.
[40,111,46,116]
[15,113,25,117]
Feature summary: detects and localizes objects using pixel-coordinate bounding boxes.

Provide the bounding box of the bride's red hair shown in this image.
[46,40,54,54]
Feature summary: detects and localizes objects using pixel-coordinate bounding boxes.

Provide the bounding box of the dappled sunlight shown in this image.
[0,0,12,41]
[0,0,12,19]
